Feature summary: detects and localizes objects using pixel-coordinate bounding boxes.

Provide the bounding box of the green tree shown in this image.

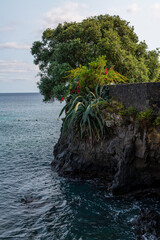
[31,14,160,101]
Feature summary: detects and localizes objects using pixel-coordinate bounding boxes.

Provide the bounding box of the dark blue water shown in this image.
[0,93,159,240]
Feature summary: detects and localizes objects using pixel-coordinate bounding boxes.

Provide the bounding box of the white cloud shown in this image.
[127,3,140,13]
[0,60,39,82]
[0,26,14,32]
[0,42,30,50]
[151,3,160,18]
[43,1,90,29]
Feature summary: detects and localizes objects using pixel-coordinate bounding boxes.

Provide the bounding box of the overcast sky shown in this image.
[0,0,160,93]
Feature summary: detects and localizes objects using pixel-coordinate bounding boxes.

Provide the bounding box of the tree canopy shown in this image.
[31,14,160,101]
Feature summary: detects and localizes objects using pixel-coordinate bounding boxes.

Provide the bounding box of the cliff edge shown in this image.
[52,116,160,196]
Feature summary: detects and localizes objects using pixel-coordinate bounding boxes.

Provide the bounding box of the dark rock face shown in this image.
[53,118,160,196]
[133,209,160,240]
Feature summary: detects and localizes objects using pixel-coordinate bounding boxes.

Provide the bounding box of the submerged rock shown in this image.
[20,195,40,204]
[21,196,34,204]
[52,117,160,196]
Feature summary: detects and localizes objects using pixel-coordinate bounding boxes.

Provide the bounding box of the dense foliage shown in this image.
[31,14,160,101]
[59,86,108,143]
[68,56,128,97]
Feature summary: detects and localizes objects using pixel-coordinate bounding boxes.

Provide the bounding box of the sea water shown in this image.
[0,93,159,240]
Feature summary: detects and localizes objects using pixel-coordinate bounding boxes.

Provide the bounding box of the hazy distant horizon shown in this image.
[0,91,39,94]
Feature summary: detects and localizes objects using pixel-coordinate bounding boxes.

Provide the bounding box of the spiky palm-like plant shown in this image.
[59,86,108,143]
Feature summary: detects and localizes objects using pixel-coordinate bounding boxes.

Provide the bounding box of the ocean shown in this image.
[0,93,159,240]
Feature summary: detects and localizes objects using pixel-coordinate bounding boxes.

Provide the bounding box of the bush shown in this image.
[68,56,128,96]
[153,115,160,126]
[59,86,108,143]
[137,109,154,121]
[127,107,138,117]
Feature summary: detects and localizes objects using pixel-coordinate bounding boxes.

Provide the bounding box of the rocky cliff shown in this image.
[52,116,160,196]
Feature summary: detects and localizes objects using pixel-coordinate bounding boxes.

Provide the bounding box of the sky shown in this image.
[0,0,160,93]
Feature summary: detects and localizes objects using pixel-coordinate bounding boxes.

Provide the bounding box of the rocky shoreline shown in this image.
[52,116,160,197]
[52,116,160,238]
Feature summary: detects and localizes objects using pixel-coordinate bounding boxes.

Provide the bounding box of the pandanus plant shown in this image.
[59,86,109,143]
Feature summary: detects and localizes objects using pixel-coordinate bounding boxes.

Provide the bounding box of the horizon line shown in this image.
[0,91,40,94]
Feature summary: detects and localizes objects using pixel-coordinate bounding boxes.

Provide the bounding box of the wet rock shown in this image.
[133,209,160,240]
[21,196,34,204]
[20,196,40,204]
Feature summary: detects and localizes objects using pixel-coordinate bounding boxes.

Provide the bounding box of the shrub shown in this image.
[127,107,138,117]
[153,115,160,126]
[59,86,108,143]
[68,56,128,96]
[118,109,128,116]
[137,109,155,122]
